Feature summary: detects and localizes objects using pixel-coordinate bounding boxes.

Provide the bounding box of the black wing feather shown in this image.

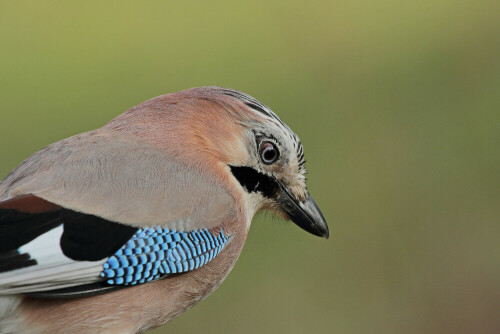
[60,210,137,261]
[0,209,61,253]
[0,207,138,264]
[0,206,139,297]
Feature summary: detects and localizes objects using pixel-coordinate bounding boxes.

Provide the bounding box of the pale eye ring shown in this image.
[260,141,279,164]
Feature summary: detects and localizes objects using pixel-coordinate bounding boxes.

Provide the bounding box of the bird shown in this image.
[0,87,328,334]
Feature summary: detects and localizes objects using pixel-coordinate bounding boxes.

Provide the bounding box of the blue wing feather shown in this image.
[101,227,231,286]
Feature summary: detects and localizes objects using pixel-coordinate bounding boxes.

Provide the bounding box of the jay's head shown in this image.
[109,87,329,238]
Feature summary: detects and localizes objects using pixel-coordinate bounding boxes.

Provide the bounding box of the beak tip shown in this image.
[318,222,330,239]
[277,185,330,240]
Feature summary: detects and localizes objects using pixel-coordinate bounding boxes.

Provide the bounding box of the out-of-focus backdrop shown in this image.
[1,1,498,333]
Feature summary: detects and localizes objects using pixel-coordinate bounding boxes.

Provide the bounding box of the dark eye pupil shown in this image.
[260,142,279,164]
[263,148,276,161]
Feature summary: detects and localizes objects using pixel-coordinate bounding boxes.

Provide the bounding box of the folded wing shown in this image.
[0,205,231,297]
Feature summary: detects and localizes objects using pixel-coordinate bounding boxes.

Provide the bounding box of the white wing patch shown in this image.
[0,225,105,294]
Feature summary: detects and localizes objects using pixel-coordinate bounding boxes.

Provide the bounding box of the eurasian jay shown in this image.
[0,87,328,333]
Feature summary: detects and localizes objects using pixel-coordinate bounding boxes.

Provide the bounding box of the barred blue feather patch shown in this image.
[101,227,231,285]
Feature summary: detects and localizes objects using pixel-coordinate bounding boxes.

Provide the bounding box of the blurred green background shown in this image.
[1,1,499,333]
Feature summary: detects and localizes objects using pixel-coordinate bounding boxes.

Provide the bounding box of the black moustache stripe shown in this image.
[229,166,280,198]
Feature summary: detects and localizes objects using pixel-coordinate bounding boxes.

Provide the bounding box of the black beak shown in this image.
[276,183,329,239]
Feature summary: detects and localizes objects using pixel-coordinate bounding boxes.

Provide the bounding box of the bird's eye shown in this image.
[260,141,279,165]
